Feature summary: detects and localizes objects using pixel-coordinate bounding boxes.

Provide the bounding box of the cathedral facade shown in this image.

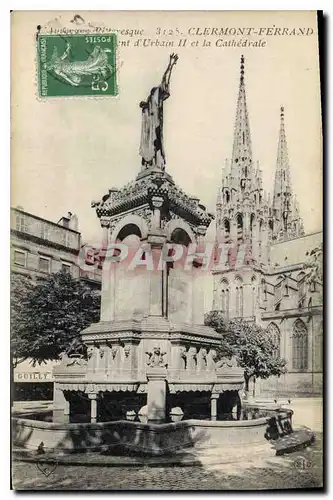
[213,56,323,397]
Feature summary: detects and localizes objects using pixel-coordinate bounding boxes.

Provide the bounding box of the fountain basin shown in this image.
[12,407,293,456]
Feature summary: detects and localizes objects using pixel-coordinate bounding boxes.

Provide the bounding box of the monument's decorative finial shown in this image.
[139,53,179,172]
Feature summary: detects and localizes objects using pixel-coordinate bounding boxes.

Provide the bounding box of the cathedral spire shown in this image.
[272,106,292,210]
[272,106,304,239]
[231,55,253,172]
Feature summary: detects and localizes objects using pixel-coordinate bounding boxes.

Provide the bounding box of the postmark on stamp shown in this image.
[37,33,118,98]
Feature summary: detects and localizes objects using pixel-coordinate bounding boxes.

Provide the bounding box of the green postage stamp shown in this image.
[37,33,118,97]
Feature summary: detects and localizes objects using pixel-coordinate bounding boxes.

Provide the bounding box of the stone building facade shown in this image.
[11,207,81,281]
[11,206,102,286]
[11,207,102,400]
[213,57,323,397]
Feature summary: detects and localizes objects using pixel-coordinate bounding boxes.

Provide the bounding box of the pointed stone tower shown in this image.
[270,107,304,242]
[214,57,307,328]
[214,56,269,321]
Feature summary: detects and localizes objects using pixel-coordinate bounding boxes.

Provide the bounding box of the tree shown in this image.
[205,311,287,397]
[11,270,100,365]
[11,273,35,368]
[303,244,323,290]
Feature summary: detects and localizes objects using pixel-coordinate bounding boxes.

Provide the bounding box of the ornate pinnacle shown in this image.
[280,106,285,120]
[240,55,245,81]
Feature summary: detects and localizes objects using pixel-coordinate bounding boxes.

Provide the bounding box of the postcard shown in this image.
[11,10,323,491]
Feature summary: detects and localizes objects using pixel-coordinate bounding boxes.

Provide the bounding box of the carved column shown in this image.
[146,367,167,424]
[210,393,219,421]
[151,196,164,230]
[196,348,208,372]
[99,345,108,376]
[87,345,98,375]
[122,342,139,375]
[100,218,114,322]
[186,347,197,372]
[206,349,217,371]
[169,342,186,377]
[64,396,70,421]
[110,343,121,375]
[88,393,97,423]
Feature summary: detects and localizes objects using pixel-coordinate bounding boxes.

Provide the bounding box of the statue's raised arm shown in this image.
[161,53,179,95]
[139,54,179,171]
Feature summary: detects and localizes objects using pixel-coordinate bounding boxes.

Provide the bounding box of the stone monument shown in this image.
[53,55,244,424]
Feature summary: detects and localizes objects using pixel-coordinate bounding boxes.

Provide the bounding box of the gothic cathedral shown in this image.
[213,56,323,397]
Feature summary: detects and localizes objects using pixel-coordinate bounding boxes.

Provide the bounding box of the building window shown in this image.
[236,214,243,246]
[235,277,243,317]
[292,319,308,371]
[62,231,70,247]
[14,249,26,267]
[62,262,71,274]
[16,213,28,233]
[220,279,229,319]
[315,321,323,372]
[41,223,49,241]
[267,323,280,358]
[223,219,230,241]
[250,213,255,235]
[39,256,50,273]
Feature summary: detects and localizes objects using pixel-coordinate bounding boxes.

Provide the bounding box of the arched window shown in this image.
[251,276,257,315]
[223,219,230,241]
[220,279,229,319]
[267,323,281,358]
[250,214,255,235]
[269,220,274,232]
[315,321,323,372]
[292,319,308,370]
[225,190,230,203]
[237,214,243,246]
[235,277,243,317]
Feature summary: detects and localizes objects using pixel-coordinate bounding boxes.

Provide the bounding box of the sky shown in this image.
[11,11,322,244]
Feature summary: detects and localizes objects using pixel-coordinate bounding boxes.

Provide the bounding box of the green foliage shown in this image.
[11,274,35,367]
[11,270,100,365]
[205,310,287,390]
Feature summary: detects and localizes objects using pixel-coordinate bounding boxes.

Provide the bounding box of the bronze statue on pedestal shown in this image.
[139,53,178,170]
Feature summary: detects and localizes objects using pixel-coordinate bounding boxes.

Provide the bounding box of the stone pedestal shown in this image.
[88,393,97,423]
[146,367,167,424]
